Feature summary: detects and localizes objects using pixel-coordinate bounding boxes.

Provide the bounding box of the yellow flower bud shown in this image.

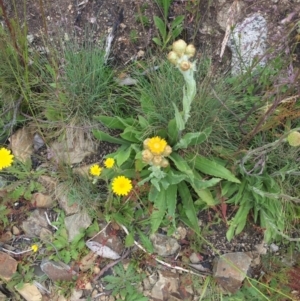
[163,145,172,157]
[172,39,187,57]
[142,149,153,163]
[143,138,150,149]
[160,158,169,168]
[185,44,196,58]
[180,61,191,71]
[287,131,300,146]
[167,51,178,65]
[152,156,162,166]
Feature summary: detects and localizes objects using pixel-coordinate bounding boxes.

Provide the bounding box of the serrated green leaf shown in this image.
[125,233,134,247]
[167,118,178,145]
[10,185,25,200]
[115,145,132,167]
[120,127,141,143]
[178,181,199,233]
[169,153,194,180]
[172,26,183,39]
[151,189,167,233]
[188,155,241,183]
[152,37,162,46]
[137,229,154,253]
[195,188,217,207]
[138,115,149,128]
[171,15,184,29]
[174,127,212,150]
[93,115,126,130]
[153,16,166,40]
[165,170,186,185]
[172,102,185,131]
[93,129,129,145]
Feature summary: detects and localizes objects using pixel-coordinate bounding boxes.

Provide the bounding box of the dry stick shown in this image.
[120,224,207,277]
[93,248,131,282]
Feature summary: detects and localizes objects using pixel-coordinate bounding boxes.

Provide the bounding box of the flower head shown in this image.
[146,137,167,155]
[172,39,187,57]
[89,164,102,176]
[104,158,115,169]
[142,149,154,163]
[112,176,132,196]
[287,131,300,146]
[31,244,39,253]
[0,148,14,170]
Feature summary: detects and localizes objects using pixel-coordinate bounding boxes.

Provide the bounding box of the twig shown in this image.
[120,224,207,277]
[0,247,32,255]
[44,212,58,231]
[93,248,131,282]
[87,222,110,242]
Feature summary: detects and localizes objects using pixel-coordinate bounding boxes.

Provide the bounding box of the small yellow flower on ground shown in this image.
[31,244,39,252]
[146,136,167,155]
[104,158,115,168]
[89,164,102,176]
[112,176,132,196]
[0,148,14,170]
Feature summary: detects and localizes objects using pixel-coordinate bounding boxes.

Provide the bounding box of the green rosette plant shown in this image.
[93,40,240,234]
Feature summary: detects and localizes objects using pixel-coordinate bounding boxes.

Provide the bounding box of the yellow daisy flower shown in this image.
[104,158,115,168]
[0,148,14,170]
[89,164,102,176]
[146,136,167,155]
[31,244,39,252]
[112,176,132,196]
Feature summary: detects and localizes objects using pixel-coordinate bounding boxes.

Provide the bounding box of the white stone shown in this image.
[228,13,267,76]
[16,283,42,301]
[270,243,279,252]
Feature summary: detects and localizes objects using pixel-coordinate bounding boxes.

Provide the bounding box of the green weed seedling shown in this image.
[102,262,148,301]
[153,0,184,50]
[1,158,46,201]
[46,209,90,264]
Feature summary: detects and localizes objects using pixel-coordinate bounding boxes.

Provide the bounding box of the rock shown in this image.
[22,209,50,237]
[39,228,53,241]
[40,259,77,281]
[48,127,96,165]
[213,252,252,293]
[270,243,279,253]
[172,226,187,240]
[93,224,124,255]
[0,252,18,280]
[0,231,12,242]
[64,211,92,242]
[228,13,267,76]
[151,270,179,300]
[255,242,268,255]
[38,175,57,193]
[31,193,55,208]
[189,252,201,264]
[9,127,34,162]
[55,183,79,215]
[69,289,83,301]
[79,251,98,272]
[12,226,20,235]
[15,283,42,301]
[150,233,180,257]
